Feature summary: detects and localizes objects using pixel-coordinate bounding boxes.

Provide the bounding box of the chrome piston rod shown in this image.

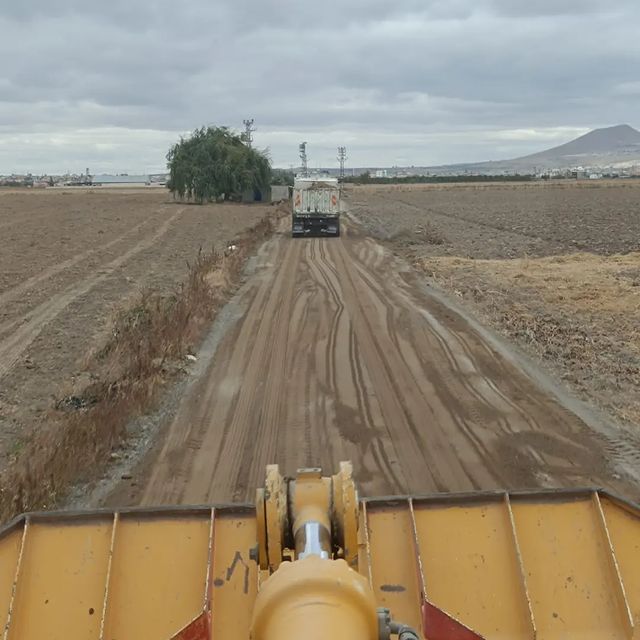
[295,521,331,560]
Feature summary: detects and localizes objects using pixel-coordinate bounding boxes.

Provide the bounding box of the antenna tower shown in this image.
[337,146,347,178]
[299,142,308,176]
[242,119,256,147]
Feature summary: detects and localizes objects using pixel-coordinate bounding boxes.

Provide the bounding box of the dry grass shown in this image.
[417,251,640,425]
[0,214,277,521]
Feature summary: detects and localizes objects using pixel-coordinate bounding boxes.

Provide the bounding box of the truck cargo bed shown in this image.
[292,178,341,238]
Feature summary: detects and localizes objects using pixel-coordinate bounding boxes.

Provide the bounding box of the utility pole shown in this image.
[337,146,347,178]
[242,118,255,147]
[299,142,308,176]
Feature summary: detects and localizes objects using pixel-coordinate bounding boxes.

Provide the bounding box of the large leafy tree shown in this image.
[166,126,271,203]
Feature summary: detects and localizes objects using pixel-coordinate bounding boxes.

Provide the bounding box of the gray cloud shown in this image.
[1,0,639,172]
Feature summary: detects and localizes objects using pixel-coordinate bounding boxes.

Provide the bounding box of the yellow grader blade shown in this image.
[0,463,638,639]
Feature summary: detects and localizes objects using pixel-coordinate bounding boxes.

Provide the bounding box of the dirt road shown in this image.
[108,218,637,506]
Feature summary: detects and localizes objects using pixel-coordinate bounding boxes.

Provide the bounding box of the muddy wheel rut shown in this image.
[108,221,637,506]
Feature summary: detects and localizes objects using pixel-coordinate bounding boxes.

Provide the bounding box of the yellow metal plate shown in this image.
[364,503,422,630]
[602,497,640,627]
[0,528,23,634]
[413,501,533,639]
[511,499,629,639]
[362,491,640,640]
[0,490,638,639]
[8,520,112,640]
[211,512,258,638]
[102,515,211,640]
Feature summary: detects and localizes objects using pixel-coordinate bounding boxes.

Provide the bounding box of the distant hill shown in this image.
[509,124,640,170]
[430,125,640,174]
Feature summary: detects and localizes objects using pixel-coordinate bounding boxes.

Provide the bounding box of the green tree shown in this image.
[166,126,271,203]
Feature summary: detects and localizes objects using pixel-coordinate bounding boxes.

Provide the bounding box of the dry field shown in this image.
[348,180,640,257]
[2,183,639,521]
[0,189,275,470]
[349,181,640,431]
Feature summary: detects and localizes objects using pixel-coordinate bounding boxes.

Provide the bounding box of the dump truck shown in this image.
[292,176,341,237]
[1,462,639,639]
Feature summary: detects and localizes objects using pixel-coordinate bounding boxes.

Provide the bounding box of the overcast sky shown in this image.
[1,0,639,173]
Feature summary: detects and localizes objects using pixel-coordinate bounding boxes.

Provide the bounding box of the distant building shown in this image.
[91,174,150,187]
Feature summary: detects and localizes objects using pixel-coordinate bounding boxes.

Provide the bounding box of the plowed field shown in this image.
[0,189,273,463]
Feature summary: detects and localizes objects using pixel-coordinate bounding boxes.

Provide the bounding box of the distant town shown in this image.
[317,164,640,180]
[0,170,169,188]
[3,163,640,189]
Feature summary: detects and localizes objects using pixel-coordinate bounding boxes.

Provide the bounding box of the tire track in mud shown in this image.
[226,238,303,499]
[0,208,184,380]
[311,238,402,492]
[139,233,300,504]
[329,236,471,492]
[140,291,261,500]
[300,241,343,469]
[343,234,601,489]
[122,221,635,507]
[274,252,312,470]
[351,240,538,444]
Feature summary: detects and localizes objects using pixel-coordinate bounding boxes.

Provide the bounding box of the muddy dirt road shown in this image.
[113,220,636,506]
